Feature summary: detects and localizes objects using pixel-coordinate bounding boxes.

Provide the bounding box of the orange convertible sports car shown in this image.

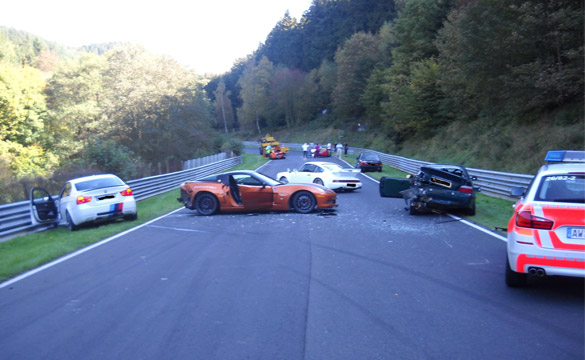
[177,170,338,215]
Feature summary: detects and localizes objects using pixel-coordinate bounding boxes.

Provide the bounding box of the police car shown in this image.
[506,150,585,287]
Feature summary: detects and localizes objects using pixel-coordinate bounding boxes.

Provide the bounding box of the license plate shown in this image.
[567,228,585,239]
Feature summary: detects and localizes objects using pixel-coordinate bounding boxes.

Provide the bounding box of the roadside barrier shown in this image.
[247,141,534,200]
[0,156,241,241]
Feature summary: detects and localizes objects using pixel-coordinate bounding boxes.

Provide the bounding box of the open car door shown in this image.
[379,177,411,198]
[30,187,60,225]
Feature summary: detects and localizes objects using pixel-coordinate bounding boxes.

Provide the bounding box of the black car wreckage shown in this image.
[379,165,480,215]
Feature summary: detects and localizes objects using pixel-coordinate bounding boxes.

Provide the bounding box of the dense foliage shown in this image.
[210,0,583,172]
[1,0,583,202]
[0,29,220,203]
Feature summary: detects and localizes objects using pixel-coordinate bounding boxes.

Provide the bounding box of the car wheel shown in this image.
[292,191,316,214]
[195,193,218,216]
[505,255,527,287]
[124,212,138,221]
[279,176,289,184]
[66,211,79,231]
[313,178,324,186]
[465,200,476,216]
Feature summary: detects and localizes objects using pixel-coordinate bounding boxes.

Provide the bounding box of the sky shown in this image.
[1,0,313,75]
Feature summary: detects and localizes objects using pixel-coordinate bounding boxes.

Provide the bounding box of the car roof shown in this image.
[68,174,121,184]
[536,162,585,176]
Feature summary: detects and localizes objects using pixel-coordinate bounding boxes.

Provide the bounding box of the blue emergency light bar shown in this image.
[545,150,585,163]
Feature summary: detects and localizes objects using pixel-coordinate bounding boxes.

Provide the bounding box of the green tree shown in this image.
[237,56,273,134]
[101,45,214,166]
[213,80,233,133]
[44,53,107,157]
[437,0,584,120]
[332,32,381,125]
[0,63,46,146]
[270,67,305,128]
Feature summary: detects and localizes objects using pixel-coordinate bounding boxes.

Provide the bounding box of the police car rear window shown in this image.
[535,175,585,203]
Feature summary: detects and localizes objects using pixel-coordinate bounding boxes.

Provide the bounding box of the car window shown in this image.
[75,177,125,191]
[535,175,585,203]
[301,164,315,172]
[362,154,380,161]
[61,183,72,197]
[234,174,263,186]
[314,166,324,173]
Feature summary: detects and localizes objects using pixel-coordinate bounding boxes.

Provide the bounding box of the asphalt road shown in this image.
[1,151,583,360]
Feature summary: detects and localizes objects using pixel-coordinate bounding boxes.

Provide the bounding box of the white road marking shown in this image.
[362,170,508,243]
[147,224,207,233]
[0,208,185,289]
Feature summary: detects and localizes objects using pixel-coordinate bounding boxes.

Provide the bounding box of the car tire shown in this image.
[505,255,528,287]
[195,192,218,216]
[292,191,316,214]
[465,200,476,216]
[313,178,324,186]
[66,211,79,231]
[279,176,289,184]
[124,212,138,221]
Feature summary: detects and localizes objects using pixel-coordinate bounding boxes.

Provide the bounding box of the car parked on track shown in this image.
[311,147,331,157]
[177,170,338,215]
[379,164,479,215]
[276,161,362,192]
[30,174,138,231]
[355,153,383,172]
[505,150,585,287]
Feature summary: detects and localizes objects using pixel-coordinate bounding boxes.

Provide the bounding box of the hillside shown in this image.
[218,0,584,175]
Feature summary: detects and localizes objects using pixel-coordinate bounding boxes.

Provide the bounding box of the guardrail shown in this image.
[0,156,242,241]
[245,141,534,199]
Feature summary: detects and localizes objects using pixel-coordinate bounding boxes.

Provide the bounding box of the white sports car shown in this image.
[276,161,362,191]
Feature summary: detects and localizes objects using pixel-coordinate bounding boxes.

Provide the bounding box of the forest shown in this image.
[1,0,583,204]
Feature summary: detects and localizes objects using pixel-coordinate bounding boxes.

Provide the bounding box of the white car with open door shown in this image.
[276,161,362,191]
[30,174,137,231]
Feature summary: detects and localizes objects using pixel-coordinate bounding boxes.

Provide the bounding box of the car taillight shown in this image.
[459,186,473,194]
[515,210,554,230]
[77,196,92,204]
[360,161,367,165]
[120,188,133,196]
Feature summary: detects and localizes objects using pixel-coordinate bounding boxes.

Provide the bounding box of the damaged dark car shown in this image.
[379,165,479,215]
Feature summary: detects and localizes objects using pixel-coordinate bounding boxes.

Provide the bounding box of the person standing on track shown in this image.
[336,142,344,159]
[302,142,309,159]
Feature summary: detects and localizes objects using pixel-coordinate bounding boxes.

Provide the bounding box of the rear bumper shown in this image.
[70,198,137,225]
[508,241,585,277]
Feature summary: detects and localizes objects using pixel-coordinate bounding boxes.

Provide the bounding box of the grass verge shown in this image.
[0,153,269,283]
[1,153,511,283]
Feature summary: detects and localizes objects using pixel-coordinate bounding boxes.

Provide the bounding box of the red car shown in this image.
[178,170,338,215]
[311,148,331,157]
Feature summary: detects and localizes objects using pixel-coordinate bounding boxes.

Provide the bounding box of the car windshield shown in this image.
[362,154,380,161]
[75,177,125,191]
[254,172,282,186]
[429,166,467,178]
[535,174,585,203]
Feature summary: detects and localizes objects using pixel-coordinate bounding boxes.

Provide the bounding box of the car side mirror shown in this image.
[510,186,526,198]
